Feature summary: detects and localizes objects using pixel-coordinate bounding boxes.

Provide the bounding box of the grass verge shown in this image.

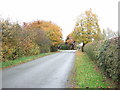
[0,52,56,69]
[69,51,116,88]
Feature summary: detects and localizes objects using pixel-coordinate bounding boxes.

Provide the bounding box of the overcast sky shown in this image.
[0,0,119,40]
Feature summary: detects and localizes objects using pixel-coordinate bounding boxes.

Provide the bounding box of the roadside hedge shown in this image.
[84,37,120,84]
[60,45,70,50]
[1,20,51,62]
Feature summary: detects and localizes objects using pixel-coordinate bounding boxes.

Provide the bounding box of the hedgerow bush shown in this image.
[1,20,51,62]
[2,27,40,61]
[60,45,70,50]
[50,46,58,52]
[84,37,120,84]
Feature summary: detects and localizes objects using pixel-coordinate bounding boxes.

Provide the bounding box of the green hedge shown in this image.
[60,45,70,50]
[50,46,58,52]
[84,37,120,84]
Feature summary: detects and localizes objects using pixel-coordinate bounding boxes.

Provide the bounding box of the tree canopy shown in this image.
[24,20,63,47]
[1,19,63,62]
[72,9,103,51]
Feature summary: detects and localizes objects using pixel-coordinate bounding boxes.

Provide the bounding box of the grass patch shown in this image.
[0,52,56,69]
[71,51,116,88]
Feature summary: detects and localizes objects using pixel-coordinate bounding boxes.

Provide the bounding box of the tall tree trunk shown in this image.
[81,43,85,52]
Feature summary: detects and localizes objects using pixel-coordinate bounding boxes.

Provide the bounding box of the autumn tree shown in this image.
[1,20,23,61]
[72,9,102,52]
[1,18,63,62]
[28,28,51,53]
[65,33,76,50]
[24,20,63,52]
[1,20,40,61]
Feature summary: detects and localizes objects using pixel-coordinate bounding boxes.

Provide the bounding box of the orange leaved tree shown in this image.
[24,20,63,52]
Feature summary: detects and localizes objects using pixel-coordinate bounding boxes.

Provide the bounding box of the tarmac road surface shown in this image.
[2,50,76,88]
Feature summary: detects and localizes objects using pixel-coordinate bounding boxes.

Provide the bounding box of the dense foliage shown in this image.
[71,9,103,51]
[84,37,120,84]
[1,19,63,62]
[65,33,76,50]
[60,44,70,50]
[24,20,63,49]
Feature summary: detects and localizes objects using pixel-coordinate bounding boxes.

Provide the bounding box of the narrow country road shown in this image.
[2,50,76,88]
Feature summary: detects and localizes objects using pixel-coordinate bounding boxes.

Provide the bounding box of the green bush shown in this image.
[60,45,69,50]
[84,37,120,84]
[50,46,58,52]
